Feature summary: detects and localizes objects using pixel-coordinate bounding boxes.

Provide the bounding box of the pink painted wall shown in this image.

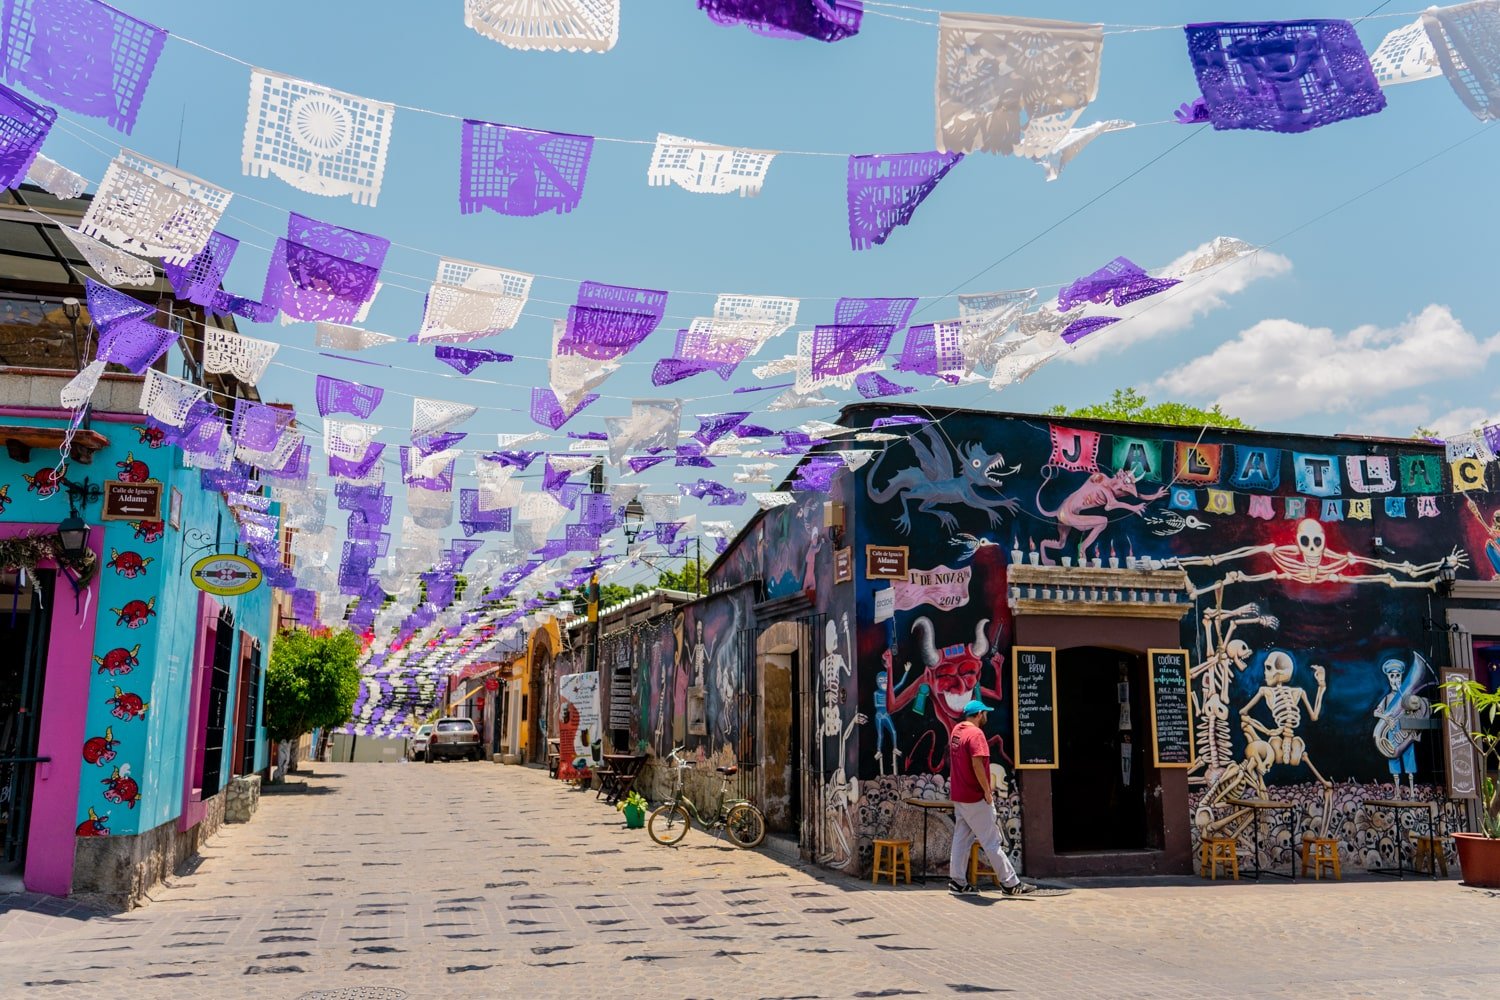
[22,524,103,896]
[178,592,218,833]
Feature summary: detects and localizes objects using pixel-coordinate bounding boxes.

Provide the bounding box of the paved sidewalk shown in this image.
[1,761,1496,999]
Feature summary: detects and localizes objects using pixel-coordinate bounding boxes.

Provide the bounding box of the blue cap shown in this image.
[963,699,994,716]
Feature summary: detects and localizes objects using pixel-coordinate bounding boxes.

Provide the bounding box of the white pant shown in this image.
[949,798,1019,887]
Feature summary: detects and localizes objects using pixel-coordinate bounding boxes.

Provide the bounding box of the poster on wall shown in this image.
[557,671,600,780]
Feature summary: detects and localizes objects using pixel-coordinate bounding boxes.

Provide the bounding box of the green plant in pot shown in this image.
[1435,679,1500,886]
[617,790,648,829]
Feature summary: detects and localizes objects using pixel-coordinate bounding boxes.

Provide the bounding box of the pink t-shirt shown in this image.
[948,722,989,803]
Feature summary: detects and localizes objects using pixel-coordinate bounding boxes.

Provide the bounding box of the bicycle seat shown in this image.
[716,765,738,776]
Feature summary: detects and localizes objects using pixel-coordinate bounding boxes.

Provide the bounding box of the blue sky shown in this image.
[34,1,1500,583]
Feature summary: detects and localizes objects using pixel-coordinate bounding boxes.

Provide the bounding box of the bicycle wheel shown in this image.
[724,802,766,849]
[647,803,692,846]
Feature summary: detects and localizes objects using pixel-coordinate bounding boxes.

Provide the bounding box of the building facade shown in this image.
[1,185,278,904]
[594,404,1496,880]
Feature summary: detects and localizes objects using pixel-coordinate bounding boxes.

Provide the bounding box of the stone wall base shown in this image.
[225,774,261,823]
[72,788,227,910]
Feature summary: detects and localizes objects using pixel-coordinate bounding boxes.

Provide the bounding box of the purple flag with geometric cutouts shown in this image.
[559,281,669,361]
[531,387,598,430]
[1185,20,1386,133]
[335,482,385,511]
[699,0,863,42]
[460,119,595,217]
[793,455,844,492]
[811,323,894,379]
[627,456,670,474]
[262,441,311,480]
[88,280,179,374]
[230,398,294,451]
[693,412,750,445]
[0,82,53,187]
[1058,257,1180,311]
[316,375,384,418]
[163,231,238,308]
[542,457,571,493]
[263,213,389,323]
[1061,315,1120,344]
[855,371,916,399]
[675,444,715,468]
[414,431,466,455]
[208,290,277,324]
[893,321,963,383]
[329,442,385,481]
[1,0,168,134]
[434,345,513,374]
[846,151,963,251]
[836,296,917,330]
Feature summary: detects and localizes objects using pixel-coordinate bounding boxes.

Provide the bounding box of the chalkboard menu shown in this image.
[1147,648,1194,768]
[1011,646,1058,769]
[609,667,634,730]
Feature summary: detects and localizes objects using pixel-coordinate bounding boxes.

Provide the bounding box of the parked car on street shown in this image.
[407,724,434,761]
[426,717,483,762]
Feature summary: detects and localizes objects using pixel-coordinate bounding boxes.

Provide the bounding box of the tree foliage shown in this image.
[1046,387,1252,430]
[655,560,706,596]
[264,628,363,742]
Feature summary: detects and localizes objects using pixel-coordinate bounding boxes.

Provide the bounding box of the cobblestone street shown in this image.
[1,762,1496,999]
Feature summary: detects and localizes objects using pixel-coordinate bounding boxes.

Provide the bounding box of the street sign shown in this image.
[101,480,163,522]
[190,553,263,597]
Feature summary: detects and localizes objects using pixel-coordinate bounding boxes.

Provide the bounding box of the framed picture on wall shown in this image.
[686,686,707,736]
[169,487,183,530]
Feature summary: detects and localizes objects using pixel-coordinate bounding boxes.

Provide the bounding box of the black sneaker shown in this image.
[1001,881,1039,897]
[948,879,978,895]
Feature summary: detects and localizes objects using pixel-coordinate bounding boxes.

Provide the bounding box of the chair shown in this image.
[1299,837,1341,880]
[1200,837,1239,880]
[1412,834,1448,877]
[967,842,1003,888]
[871,839,911,886]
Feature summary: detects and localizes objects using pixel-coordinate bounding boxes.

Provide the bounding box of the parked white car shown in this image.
[407,724,434,761]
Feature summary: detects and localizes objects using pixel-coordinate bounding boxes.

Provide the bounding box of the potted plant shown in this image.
[1435,678,1500,886]
[617,790,648,829]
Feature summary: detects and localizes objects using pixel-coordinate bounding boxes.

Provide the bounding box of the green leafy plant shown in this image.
[616,790,648,814]
[1046,387,1252,430]
[265,628,362,777]
[1435,679,1500,838]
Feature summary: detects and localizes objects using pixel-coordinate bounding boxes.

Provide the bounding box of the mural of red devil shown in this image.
[76,807,109,837]
[101,764,140,808]
[888,617,1008,772]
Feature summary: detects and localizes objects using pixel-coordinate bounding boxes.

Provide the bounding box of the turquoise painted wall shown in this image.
[0,412,273,839]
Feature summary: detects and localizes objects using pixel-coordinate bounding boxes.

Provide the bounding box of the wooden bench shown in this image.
[597,753,647,805]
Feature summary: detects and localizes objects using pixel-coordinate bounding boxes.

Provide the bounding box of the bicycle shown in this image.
[646,747,767,849]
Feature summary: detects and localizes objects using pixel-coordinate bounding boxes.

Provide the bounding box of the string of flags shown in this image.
[6,2,1500,252]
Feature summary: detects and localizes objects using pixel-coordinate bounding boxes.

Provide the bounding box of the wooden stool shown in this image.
[967,842,1003,888]
[1300,837,1341,880]
[871,839,911,886]
[1411,834,1448,876]
[1200,837,1239,880]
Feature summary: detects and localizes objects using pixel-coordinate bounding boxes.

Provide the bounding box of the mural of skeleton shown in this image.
[1373,653,1432,798]
[1190,602,1278,787]
[819,615,853,744]
[1176,519,1467,598]
[692,620,707,688]
[818,711,867,869]
[889,617,1006,772]
[1198,650,1332,842]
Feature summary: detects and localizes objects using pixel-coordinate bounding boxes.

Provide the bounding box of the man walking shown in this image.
[949,699,1036,896]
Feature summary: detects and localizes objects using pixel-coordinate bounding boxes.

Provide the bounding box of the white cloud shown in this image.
[1152,305,1500,423]
[1063,240,1292,361]
[1361,402,1434,436]
[1429,406,1500,437]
